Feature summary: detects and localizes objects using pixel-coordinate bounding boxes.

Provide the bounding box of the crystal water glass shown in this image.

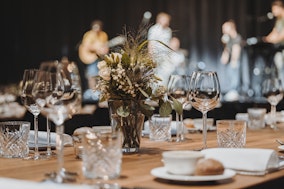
[82,130,122,188]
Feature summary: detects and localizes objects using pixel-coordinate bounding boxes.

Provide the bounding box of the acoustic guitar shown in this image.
[79,36,126,64]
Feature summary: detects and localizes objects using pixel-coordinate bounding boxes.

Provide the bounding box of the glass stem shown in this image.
[202,112,208,149]
[46,117,51,156]
[34,115,39,159]
[176,112,184,142]
[176,113,181,142]
[180,113,184,141]
[56,124,64,183]
[270,104,277,130]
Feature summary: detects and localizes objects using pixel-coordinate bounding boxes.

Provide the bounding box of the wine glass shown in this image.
[190,71,220,149]
[32,70,55,158]
[262,77,283,130]
[41,61,82,183]
[20,69,42,160]
[167,74,190,142]
[39,60,60,157]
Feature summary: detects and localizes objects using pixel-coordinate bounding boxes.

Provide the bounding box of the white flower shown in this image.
[99,67,111,81]
[97,60,108,70]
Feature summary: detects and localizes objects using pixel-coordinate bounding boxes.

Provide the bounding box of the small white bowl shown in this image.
[162,150,204,175]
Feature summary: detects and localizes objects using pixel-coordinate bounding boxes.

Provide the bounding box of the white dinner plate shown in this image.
[151,167,236,182]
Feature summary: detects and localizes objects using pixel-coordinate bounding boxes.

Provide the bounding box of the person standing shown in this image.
[263,0,284,84]
[79,19,109,102]
[220,19,243,101]
[147,12,173,86]
[168,36,188,75]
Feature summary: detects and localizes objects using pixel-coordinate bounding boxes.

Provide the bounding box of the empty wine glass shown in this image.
[262,77,283,130]
[190,71,220,149]
[20,69,41,160]
[32,70,54,158]
[184,75,193,110]
[167,74,190,142]
[39,60,61,157]
[41,61,82,183]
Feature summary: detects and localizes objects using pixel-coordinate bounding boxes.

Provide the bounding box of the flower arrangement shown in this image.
[96,27,181,117]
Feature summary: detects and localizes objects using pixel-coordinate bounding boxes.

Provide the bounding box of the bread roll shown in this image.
[195,158,225,175]
[183,118,195,128]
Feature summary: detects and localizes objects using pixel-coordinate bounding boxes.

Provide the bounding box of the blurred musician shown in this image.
[79,19,109,102]
[263,0,284,82]
[263,0,284,45]
[220,20,242,101]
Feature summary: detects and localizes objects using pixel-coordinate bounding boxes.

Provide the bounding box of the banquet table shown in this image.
[1,126,284,189]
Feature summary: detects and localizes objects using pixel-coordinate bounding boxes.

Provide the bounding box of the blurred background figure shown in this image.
[168,36,188,75]
[78,19,109,102]
[147,12,173,86]
[219,19,242,101]
[263,0,284,85]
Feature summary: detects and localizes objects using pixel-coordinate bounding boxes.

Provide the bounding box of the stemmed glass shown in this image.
[32,70,55,158]
[39,60,60,157]
[190,71,220,149]
[167,74,190,142]
[20,69,42,160]
[262,77,283,130]
[40,61,82,183]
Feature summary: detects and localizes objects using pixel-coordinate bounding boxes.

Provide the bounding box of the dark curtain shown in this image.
[2,0,274,87]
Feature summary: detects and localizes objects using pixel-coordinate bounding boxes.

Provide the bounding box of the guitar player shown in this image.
[79,19,109,102]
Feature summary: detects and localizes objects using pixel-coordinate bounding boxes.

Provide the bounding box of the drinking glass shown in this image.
[41,61,82,183]
[82,130,122,189]
[262,78,283,130]
[167,74,190,142]
[216,120,247,148]
[32,70,54,158]
[20,69,41,160]
[39,60,60,157]
[190,71,220,149]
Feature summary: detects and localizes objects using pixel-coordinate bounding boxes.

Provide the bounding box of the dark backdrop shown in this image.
[2,0,274,86]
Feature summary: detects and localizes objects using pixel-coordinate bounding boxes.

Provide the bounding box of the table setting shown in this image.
[1,26,284,189]
[0,121,283,188]
[1,74,284,188]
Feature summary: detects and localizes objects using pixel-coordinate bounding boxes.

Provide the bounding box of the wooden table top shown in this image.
[0,126,284,189]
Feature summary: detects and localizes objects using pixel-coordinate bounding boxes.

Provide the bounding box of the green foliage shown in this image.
[159,101,172,117]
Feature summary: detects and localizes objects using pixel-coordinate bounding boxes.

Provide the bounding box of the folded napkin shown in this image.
[202,148,282,175]
[0,177,93,189]
[29,131,73,148]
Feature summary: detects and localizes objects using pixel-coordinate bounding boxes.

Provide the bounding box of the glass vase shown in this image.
[108,99,145,153]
